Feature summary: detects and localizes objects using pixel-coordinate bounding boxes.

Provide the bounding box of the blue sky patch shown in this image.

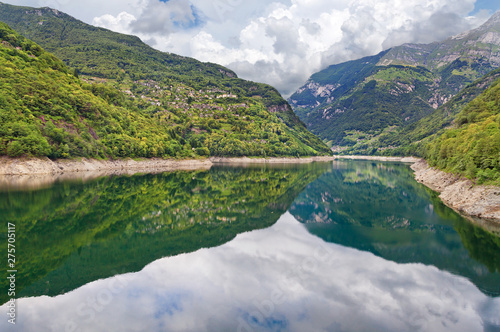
[471,0,500,14]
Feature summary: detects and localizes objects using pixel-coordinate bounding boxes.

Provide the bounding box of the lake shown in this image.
[1,160,499,332]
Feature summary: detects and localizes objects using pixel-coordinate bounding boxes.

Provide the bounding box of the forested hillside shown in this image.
[339,68,500,184]
[0,3,331,158]
[425,76,500,184]
[347,68,500,156]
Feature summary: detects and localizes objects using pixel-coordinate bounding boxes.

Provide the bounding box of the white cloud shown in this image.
[129,0,200,35]
[92,12,136,35]
[93,0,485,96]
[5,0,491,96]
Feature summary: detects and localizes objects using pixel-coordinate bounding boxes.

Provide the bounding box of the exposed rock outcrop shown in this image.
[0,156,212,175]
[335,156,420,163]
[411,159,500,224]
[0,156,338,176]
[211,156,336,164]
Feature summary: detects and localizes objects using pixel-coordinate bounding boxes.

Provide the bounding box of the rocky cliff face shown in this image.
[289,12,500,148]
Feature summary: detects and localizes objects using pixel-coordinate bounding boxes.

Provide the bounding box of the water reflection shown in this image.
[0,163,327,304]
[290,160,500,296]
[2,160,500,331]
[1,213,498,332]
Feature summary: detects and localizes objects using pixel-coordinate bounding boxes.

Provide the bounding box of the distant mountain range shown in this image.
[289,12,500,151]
[0,2,331,159]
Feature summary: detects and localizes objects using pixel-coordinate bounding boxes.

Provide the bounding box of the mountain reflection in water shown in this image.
[290,160,500,296]
[0,163,327,304]
[0,160,499,332]
[1,213,499,332]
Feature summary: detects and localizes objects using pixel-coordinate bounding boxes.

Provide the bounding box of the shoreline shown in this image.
[0,155,422,176]
[0,156,337,176]
[335,155,500,229]
[0,155,336,191]
[1,155,499,230]
[333,155,421,163]
[211,156,337,164]
[0,156,213,176]
[411,159,500,232]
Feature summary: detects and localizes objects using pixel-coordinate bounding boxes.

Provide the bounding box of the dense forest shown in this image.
[0,4,331,159]
[425,77,500,184]
[345,69,500,154]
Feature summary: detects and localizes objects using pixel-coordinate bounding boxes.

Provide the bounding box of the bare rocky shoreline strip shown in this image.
[0,155,335,191]
[334,155,421,163]
[0,156,212,190]
[0,156,337,176]
[0,156,213,176]
[411,159,500,233]
[210,156,337,164]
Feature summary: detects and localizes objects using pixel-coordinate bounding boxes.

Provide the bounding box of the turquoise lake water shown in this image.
[1,160,499,331]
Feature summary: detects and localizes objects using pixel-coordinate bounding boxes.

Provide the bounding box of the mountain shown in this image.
[378,13,500,69]
[289,12,500,151]
[366,68,500,157]
[0,2,331,158]
[340,66,500,184]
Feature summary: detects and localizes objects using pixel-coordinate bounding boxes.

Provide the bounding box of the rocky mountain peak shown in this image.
[378,11,500,70]
[452,10,500,40]
[481,10,500,28]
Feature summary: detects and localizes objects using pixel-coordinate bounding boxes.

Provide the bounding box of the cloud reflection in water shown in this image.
[2,212,499,332]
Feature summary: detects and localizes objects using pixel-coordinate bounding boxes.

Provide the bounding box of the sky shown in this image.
[4,0,500,97]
